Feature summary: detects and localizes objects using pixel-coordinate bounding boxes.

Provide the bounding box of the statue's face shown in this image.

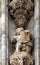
[9,0,34,28]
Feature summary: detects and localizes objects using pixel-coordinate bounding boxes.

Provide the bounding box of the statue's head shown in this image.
[15,27,24,35]
[9,0,34,28]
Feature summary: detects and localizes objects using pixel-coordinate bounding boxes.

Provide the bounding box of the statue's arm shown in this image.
[11,35,20,43]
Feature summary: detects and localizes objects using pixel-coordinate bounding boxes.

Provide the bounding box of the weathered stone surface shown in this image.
[9,0,34,28]
[10,52,34,65]
[10,28,34,65]
[8,0,34,65]
[11,28,33,53]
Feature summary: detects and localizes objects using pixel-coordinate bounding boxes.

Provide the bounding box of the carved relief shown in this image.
[9,0,34,28]
[10,52,34,65]
[10,28,34,65]
[11,28,32,53]
[8,0,34,65]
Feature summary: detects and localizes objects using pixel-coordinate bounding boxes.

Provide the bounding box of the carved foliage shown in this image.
[9,0,34,28]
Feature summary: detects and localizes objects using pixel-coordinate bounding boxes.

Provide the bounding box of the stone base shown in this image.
[10,52,34,65]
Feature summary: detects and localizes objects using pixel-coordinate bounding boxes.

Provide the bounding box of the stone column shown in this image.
[1,0,8,65]
[34,0,39,65]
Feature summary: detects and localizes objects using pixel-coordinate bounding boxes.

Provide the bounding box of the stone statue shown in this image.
[11,28,32,53]
[8,0,34,65]
[10,28,34,65]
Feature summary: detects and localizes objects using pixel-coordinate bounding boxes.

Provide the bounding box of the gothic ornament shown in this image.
[9,0,34,28]
[11,28,32,53]
[10,52,34,65]
[8,0,34,65]
[10,28,34,65]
